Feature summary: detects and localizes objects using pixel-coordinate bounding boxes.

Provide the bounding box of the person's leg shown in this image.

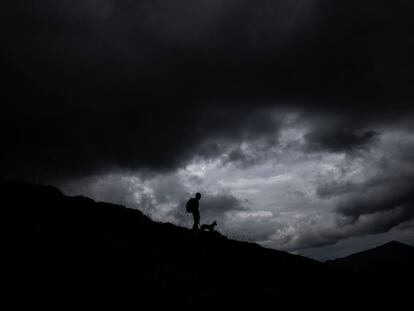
[192,210,200,230]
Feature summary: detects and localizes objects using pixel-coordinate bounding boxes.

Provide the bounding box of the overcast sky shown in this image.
[2,1,414,259]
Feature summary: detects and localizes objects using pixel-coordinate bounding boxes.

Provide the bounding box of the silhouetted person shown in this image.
[186,193,202,230]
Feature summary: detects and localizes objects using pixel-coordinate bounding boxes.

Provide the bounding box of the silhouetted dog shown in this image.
[200,221,217,232]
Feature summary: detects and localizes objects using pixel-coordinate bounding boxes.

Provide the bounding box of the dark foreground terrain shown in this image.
[1,180,412,310]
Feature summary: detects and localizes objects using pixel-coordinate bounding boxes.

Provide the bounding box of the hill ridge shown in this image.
[1,179,411,309]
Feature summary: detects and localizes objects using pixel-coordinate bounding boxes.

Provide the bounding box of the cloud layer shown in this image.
[2,1,414,258]
[2,0,414,181]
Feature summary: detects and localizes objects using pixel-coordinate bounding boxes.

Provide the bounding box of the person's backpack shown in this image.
[186,198,194,213]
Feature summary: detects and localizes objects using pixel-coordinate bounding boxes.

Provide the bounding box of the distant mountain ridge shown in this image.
[1,180,412,309]
[329,240,414,263]
[327,240,414,281]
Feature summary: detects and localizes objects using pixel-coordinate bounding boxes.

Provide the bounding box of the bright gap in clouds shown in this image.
[61,121,414,260]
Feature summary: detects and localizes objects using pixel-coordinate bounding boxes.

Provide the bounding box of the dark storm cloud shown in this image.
[280,195,414,252]
[316,181,359,200]
[201,193,247,215]
[305,128,379,153]
[2,0,414,182]
[336,178,414,222]
[221,135,280,168]
[313,142,414,246]
[311,200,414,252]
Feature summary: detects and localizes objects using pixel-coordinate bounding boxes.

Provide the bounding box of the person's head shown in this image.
[195,192,202,200]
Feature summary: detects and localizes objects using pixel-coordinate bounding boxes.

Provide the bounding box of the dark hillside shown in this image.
[327,240,414,284]
[1,180,409,309]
